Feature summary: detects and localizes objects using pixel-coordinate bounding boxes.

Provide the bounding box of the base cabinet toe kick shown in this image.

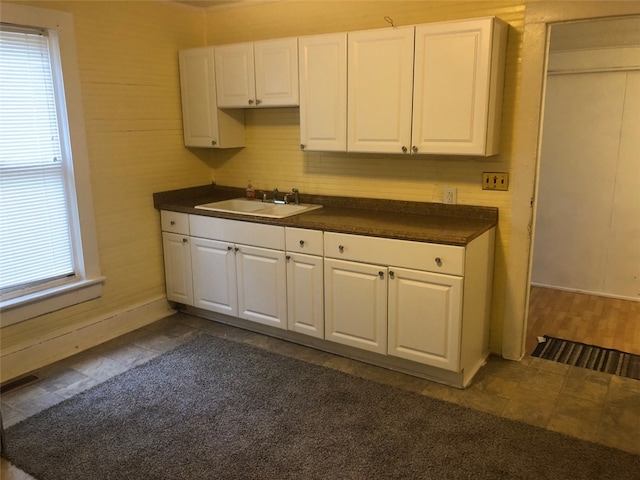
[160,210,495,388]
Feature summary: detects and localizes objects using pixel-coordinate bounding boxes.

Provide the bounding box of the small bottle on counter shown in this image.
[246,182,255,200]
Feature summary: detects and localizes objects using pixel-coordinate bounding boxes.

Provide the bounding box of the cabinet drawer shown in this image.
[324,232,464,276]
[285,227,323,255]
[189,215,285,250]
[161,211,190,234]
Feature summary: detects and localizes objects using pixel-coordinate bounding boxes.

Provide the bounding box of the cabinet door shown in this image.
[215,42,256,108]
[388,267,462,371]
[254,38,299,107]
[412,18,506,155]
[178,47,245,148]
[162,232,193,305]
[236,244,287,329]
[190,237,238,316]
[286,253,324,338]
[324,258,387,354]
[178,47,220,147]
[347,26,414,154]
[299,33,347,152]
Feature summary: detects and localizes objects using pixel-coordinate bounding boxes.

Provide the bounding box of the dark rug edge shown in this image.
[532,335,640,380]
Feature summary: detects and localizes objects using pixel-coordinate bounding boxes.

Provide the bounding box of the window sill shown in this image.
[0,277,106,327]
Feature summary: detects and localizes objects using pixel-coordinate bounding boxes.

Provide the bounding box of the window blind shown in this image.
[0,25,75,293]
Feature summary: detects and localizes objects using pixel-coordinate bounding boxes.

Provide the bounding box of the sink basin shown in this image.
[195,198,322,219]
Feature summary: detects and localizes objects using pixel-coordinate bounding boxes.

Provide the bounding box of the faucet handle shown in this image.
[286,188,300,205]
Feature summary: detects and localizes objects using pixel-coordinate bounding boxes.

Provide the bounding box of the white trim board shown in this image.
[1,297,175,383]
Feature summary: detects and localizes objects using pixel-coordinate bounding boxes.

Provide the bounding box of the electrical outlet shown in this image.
[482,172,509,191]
[443,187,457,204]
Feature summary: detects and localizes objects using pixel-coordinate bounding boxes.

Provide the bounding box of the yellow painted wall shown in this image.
[203,1,525,351]
[4,1,636,378]
[0,1,212,372]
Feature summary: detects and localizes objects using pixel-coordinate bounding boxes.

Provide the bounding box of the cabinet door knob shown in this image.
[170,220,175,225]
[235,247,239,252]
[211,140,217,146]
[248,99,254,105]
[286,255,291,261]
[300,144,305,151]
[338,245,344,253]
[378,271,385,279]
[412,146,418,153]
[389,271,395,279]
[182,238,188,243]
[435,257,442,267]
[227,246,233,251]
[256,99,262,105]
[299,240,305,247]
[401,146,408,153]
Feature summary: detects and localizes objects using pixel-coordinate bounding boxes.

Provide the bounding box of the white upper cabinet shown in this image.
[347,26,415,154]
[215,38,299,108]
[254,38,299,107]
[214,43,255,108]
[298,33,347,152]
[412,17,508,156]
[178,47,245,148]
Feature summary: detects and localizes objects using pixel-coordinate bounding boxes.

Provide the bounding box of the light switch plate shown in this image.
[482,172,509,191]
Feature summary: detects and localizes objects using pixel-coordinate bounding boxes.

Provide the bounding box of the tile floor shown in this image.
[2,312,639,479]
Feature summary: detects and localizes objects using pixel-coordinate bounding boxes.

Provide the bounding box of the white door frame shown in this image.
[503,1,640,360]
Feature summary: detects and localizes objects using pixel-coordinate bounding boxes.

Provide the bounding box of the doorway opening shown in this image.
[526,16,640,356]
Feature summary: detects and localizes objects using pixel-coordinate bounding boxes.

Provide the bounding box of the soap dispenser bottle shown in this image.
[246,181,255,200]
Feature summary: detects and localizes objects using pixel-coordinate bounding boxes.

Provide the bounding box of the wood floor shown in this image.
[526,286,640,356]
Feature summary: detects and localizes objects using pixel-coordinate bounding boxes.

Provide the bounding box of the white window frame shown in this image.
[0,3,104,327]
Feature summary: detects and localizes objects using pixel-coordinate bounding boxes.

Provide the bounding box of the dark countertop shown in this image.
[153,184,498,246]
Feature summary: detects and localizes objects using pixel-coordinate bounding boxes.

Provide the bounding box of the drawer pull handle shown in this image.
[170,220,175,226]
[299,240,305,247]
[435,257,442,267]
[378,271,384,279]
[338,245,344,253]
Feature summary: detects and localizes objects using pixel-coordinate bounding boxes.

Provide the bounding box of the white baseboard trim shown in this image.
[531,283,640,303]
[1,297,175,383]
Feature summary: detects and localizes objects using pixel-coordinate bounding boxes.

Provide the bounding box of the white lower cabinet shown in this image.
[161,211,193,306]
[324,258,387,354]
[162,232,194,306]
[324,258,463,368]
[236,244,287,328]
[161,211,495,387]
[323,231,492,376]
[387,267,462,371]
[286,253,324,338]
[190,237,238,316]
[188,215,288,329]
[285,227,324,338]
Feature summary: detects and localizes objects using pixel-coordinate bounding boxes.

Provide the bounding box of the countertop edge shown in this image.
[154,184,498,246]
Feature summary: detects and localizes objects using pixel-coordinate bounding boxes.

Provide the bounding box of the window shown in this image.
[0,4,103,327]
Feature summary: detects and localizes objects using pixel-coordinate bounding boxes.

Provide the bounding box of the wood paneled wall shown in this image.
[1,1,211,374]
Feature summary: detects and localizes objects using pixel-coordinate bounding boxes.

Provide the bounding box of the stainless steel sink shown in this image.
[195,198,322,218]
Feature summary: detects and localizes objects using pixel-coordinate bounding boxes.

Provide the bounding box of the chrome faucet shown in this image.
[284,188,299,205]
[258,187,299,204]
[273,188,286,205]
